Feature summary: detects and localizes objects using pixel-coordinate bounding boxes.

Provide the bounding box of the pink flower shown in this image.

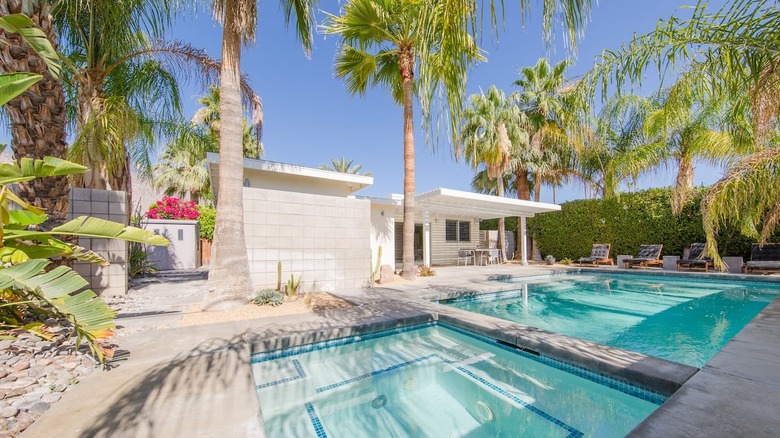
[145,197,201,220]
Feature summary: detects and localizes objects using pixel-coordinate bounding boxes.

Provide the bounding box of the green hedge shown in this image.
[197,205,216,241]
[527,187,754,260]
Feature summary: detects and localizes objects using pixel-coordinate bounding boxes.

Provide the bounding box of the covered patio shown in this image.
[395,188,561,266]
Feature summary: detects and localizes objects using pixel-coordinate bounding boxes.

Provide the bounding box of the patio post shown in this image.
[520,216,528,265]
[423,211,431,267]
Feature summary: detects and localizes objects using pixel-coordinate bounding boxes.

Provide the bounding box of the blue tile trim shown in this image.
[440,322,667,405]
[251,323,434,364]
[315,354,438,393]
[304,402,327,438]
[255,359,307,389]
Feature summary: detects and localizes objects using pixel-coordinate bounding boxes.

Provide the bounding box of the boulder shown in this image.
[378,264,394,285]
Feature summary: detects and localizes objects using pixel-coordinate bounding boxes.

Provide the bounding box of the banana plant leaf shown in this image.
[4,216,170,246]
[0,259,116,360]
[0,156,87,186]
[0,14,61,77]
[1,238,109,265]
[0,73,42,107]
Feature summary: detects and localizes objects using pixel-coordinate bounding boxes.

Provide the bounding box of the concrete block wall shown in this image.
[243,188,371,292]
[69,188,128,297]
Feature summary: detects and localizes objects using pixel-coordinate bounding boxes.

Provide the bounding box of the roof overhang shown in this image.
[414,187,560,219]
[206,152,373,195]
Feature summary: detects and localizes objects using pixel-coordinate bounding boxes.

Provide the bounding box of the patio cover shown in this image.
[412,188,561,266]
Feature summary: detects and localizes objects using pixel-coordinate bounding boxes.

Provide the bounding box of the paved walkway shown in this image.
[22,264,780,437]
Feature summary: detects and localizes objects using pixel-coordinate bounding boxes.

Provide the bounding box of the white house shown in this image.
[207,153,560,292]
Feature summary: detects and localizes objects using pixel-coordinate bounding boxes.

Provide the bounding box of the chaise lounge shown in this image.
[677,243,714,272]
[744,243,780,274]
[577,244,614,266]
[623,244,664,269]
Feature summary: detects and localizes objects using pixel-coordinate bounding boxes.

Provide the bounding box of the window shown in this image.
[458,221,471,242]
[446,219,471,242]
[445,220,458,242]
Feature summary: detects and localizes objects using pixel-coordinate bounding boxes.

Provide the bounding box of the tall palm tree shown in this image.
[322,0,484,279]
[320,157,371,175]
[202,0,315,310]
[54,1,262,197]
[512,58,575,202]
[0,2,70,231]
[457,86,527,262]
[192,86,263,158]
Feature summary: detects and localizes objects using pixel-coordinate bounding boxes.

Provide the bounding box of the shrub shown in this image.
[527,187,755,260]
[197,205,216,241]
[253,289,284,307]
[147,197,200,220]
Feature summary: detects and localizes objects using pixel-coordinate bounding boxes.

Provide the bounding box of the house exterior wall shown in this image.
[369,203,395,269]
[242,168,359,197]
[243,187,371,292]
[69,188,128,297]
[429,218,481,265]
[143,219,200,270]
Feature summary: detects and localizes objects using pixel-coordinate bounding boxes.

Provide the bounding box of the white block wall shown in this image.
[243,188,371,292]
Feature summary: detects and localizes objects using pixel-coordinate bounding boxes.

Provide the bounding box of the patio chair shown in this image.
[744,243,780,274]
[457,249,474,266]
[577,244,613,266]
[623,244,664,269]
[677,243,714,272]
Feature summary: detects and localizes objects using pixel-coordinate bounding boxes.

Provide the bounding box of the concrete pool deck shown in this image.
[22,264,780,437]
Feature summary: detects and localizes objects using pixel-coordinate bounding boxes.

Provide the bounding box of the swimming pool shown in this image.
[252,323,662,437]
[441,272,780,367]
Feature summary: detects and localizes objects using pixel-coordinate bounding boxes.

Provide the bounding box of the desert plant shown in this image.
[559,258,572,265]
[419,266,436,277]
[286,274,302,297]
[252,289,284,307]
[545,255,556,265]
[276,260,282,291]
[128,242,157,279]
[370,246,382,285]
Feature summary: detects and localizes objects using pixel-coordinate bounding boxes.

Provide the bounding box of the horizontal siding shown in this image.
[431,218,480,266]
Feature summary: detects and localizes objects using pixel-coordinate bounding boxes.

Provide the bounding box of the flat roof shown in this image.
[206,153,373,194]
[414,187,560,218]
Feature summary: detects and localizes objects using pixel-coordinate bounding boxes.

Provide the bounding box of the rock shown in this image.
[8,370,28,380]
[51,381,67,393]
[28,402,49,414]
[41,393,60,403]
[35,341,53,352]
[0,405,17,418]
[5,357,19,366]
[36,359,52,367]
[0,340,12,351]
[26,366,44,379]
[62,361,78,371]
[378,264,395,284]
[12,361,30,372]
[21,392,42,404]
[0,378,35,391]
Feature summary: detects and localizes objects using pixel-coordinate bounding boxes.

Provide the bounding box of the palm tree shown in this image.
[153,88,263,202]
[584,0,780,267]
[457,86,527,262]
[320,157,371,175]
[54,1,263,198]
[512,58,575,202]
[202,0,315,310]
[0,3,70,231]
[322,0,484,279]
[643,86,737,213]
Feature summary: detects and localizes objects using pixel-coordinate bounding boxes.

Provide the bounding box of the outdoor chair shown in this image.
[577,244,614,266]
[744,243,780,274]
[488,248,501,265]
[623,244,664,269]
[677,243,714,272]
[457,249,475,266]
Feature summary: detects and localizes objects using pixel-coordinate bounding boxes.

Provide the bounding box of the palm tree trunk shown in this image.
[0,0,70,230]
[399,49,416,280]
[496,176,506,263]
[515,168,531,200]
[671,154,695,214]
[202,0,253,310]
[533,170,542,202]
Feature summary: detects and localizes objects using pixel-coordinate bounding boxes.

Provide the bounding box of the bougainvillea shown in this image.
[146,197,200,220]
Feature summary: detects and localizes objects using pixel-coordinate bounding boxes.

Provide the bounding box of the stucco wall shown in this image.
[243,187,371,292]
[143,219,200,270]
[369,203,395,269]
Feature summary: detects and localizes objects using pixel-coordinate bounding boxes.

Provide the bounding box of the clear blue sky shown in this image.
[4,1,732,203]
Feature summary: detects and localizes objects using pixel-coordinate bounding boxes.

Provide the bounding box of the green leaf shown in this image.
[8,210,47,227]
[0,157,87,186]
[0,14,61,78]
[0,73,42,106]
[4,216,169,246]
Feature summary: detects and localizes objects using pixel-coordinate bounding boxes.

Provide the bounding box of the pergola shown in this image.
[412,188,561,265]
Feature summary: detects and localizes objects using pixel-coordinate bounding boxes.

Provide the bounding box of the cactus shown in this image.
[370,246,382,285]
[276,260,282,291]
[287,274,302,296]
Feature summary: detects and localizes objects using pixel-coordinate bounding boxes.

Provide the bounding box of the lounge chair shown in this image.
[677,243,714,272]
[577,244,614,266]
[744,243,780,274]
[623,244,664,269]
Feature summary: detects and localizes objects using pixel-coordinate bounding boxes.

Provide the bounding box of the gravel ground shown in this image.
[0,321,99,437]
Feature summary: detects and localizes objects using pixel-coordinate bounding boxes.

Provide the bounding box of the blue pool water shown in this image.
[441,273,780,367]
[252,324,661,437]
